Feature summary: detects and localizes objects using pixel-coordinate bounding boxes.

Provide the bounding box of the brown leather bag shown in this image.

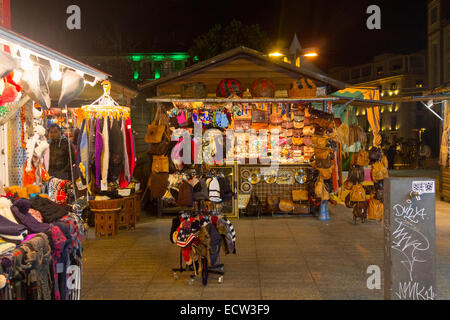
[292,189,309,201]
[145,107,166,143]
[269,104,283,125]
[371,161,389,181]
[303,125,315,136]
[279,197,294,212]
[317,167,332,180]
[315,148,333,160]
[266,196,280,213]
[368,198,383,220]
[152,155,169,173]
[252,108,269,123]
[312,136,329,148]
[350,184,366,202]
[292,137,303,146]
[282,121,294,129]
[354,150,370,167]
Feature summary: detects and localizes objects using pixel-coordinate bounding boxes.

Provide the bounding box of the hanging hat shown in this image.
[58,69,85,108]
[20,65,51,109]
[0,50,17,79]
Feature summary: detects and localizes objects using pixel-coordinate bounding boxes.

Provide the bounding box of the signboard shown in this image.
[0,0,11,29]
[384,177,436,300]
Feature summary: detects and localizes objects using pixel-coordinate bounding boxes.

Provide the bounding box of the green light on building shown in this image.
[171,53,190,61]
[154,70,160,79]
[134,71,139,80]
[193,56,199,62]
[131,55,143,62]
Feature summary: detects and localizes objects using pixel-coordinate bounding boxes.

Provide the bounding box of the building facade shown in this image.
[427,0,450,88]
[78,53,191,87]
[329,51,432,150]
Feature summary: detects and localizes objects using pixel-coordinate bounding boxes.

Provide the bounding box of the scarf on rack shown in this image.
[101,117,110,189]
[0,213,27,236]
[47,225,66,300]
[76,119,88,185]
[95,117,103,189]
[88,117,96,185]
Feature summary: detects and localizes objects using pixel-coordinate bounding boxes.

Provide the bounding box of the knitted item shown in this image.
[28,209,43,223]
[29,195,71,223]
[0,213,27,236]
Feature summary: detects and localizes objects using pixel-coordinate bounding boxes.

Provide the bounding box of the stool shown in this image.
[94,211,119,238]
[119,196,136,231]
[135,191,143,222]
[89,199,124,239]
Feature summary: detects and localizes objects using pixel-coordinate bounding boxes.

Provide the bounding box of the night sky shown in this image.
[10,0,427,71]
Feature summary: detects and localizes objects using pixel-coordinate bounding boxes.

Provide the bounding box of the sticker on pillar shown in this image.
[412,181,435,194]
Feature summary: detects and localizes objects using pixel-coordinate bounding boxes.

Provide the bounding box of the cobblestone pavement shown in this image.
[80,199,450,300]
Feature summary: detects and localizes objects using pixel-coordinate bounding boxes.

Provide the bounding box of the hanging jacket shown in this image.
[108,119,124,182]
[94,117,103,188]
[177,181,194,207]
[87,117,96,184]
[193,178,209,201]
[217,176,233,202]
[125,117,136,179]
[208,177,221,202]
[101,117,110,188]
[120,117,130,187]
[48,135,75,180]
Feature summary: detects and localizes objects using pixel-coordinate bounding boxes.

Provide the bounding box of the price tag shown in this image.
[101,181,108,191]
[118,189,131,197]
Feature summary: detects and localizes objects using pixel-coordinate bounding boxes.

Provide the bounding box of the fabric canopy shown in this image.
[331,87,382,148]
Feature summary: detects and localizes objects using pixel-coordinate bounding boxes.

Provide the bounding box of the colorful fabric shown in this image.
[94,117,103,188]
[101,117,110,188]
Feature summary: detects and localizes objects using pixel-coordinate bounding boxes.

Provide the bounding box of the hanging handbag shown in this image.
[145,107,166,143]
[269,104,283,125]
[293,128,303,137]
[282,120,294,129]
[266,195,280,213]
[368,198,383,220]
[303,136,313,146]
[317,167,333,180]
[371,161,389,182]
[251,108,269,123]
[279,197,294,212]
[292,136,303,146]
[312,136,329,148]
[152,155,169,173]
[315,148,333,160]
[350,184,366,202]
[303,125,315,136]
[292,189,309,201]
[353,150,370,167]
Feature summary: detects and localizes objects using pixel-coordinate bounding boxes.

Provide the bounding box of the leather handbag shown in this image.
[353,150,370,167]
[292,189,309,201]
[282,129,293,137]
[266,195,280,213]
[350,184,366,202]
[279,197,294,212]
[147,129,176,156]
[303,136,313,146]
[315,148,333,160]
[145,107,166,143]
[304,146,314,154]
[368,198,383,220]
[282,121,294,129]
[292,203,309,214]
[293,128,303,137]
[293,121,304,129]
[269,104,283,125]
[317,167,332,180]
[234,119,251,131]
[303,126,315,136]
[269,124,282,132]
[293,114,304,122]
[152,155,169,173]
[371,161,389,182]
[251,122,269,131]
[292,136,303,145]
[312,136,329,148]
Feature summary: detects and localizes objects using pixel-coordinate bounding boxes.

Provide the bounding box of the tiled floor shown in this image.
[80,199,450,300]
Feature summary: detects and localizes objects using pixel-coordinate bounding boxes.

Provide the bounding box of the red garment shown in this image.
[120,118,135,188]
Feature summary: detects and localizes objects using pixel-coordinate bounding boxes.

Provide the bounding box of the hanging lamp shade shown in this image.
[20,65,51,109]
[58,69,85,108]
[251,78,275,98]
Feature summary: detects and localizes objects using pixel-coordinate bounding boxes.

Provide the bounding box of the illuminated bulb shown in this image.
[394,90,399,95]
[389,91,393,96]
[62,109,67,114]
[50,60,62,81]
[19,48,33,70]
[381,92,384,97]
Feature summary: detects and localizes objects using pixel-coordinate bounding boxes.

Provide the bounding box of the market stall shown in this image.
[140,47,392,221]
[0,26,139,299]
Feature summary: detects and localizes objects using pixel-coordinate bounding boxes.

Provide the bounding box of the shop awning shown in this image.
[331,87,393,107]
[0,25,109,80]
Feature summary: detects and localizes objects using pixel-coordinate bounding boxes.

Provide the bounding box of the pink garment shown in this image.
[28,209,43,223]
[364,168,373,182]
[43,148,50,172]
[21,233,37,244]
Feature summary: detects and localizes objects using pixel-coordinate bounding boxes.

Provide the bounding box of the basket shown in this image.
[181,82,207,99]
[216,78,243,98]
[251,78,275,98]
[288,77,317,98]
[89,198,124,214]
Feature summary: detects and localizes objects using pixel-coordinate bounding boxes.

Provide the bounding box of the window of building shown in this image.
[341,71,349,81]
[389,57,403,71]
[376,66,383,76]
[351,68,360,79]
[391,116,397,131]
[362,66,372,77]
[416,80,424,88]
[430,7,438,25]
[390,82,398,90]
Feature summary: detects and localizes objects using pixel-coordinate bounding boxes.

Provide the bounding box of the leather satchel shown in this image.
[279,197,294,212]
[152,155,169,173]
[292,189,309,201]
[350,184,366,202]
[312,136,329,148]
[269,105,283,125]
[145,107,166,144]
